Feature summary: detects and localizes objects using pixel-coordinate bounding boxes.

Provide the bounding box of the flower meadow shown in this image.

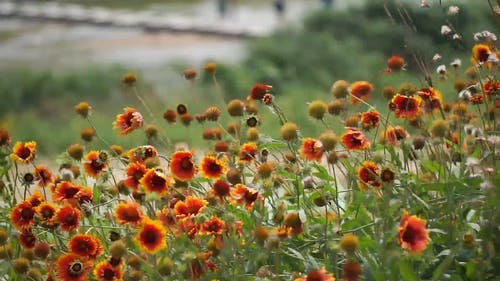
[0,4,499,281]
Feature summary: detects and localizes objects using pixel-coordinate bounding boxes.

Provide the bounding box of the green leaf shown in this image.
[92,185,100,205]
[399,260,419,281]
[432,254,454,281]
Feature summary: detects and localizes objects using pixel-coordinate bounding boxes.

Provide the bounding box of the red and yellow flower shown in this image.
[135,218,167,254]
[126,145,158,164]
[113,107,144,136]
[93,260,123,281]
[231,184,261,209]
[249,83,272,100]
[472,44,491,63]
[68,234,103,260]
[56,204,81,232]
[115,202,143,226]
[397,210,430,254]
[357,161,380,190]
[10,141,37,164]
[199,216,226,236]
[170,150,196,182]
[300,138,324,162]
[210,180,231,200]
[295,268,335,281]
[83,151,108,179]
[56,253,92,281]
[18,229,36,248]
[173,196,208,219]
[35,202,59,228]
[53,181,82,203]
[10,201,35,230]
[239,142,258,162]
[417,87,442,114]
[140,169,173,196]
[199,155,227,179]
[27,190,44,207]
[380,126,409,146]
[341,128,370,150]
[390,94,422,120]
[34,165,54,187]
[360,111,380,130]
[124,162,147,190]
[350,81,374,105]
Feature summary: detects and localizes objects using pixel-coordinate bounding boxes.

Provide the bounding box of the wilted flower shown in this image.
[447,5,459,16]
[436,64,447,75]
[441,25,452,36]
[450,58,462,68]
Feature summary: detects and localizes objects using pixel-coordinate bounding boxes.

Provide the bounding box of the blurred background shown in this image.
[0,0,495,156]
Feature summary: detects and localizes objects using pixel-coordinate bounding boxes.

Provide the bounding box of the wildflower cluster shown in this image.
[0,5,498,281]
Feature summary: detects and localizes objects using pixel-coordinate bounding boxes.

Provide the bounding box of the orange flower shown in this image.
[380,126,409,146]
[124,162,147,190]
[231,184,260,209]
[35,202,59,228]
[417,87,442,114]
[360,111,380,130]
[472,44,491,63]
[350,81,374,105]
[199,216,226,236]
[10,201,35,230]
[200,155,227,179]
[56,204,81,232]
[140,169,173,196]
[170,151,196,182]
[53,181,82,203]
[210,180,231,200]
[127,145,158,164]
[239,142,258,162]
[387,55,405,71]
[300,138,324,162]
[56,253,92,281]
[249,83,272,100]
[34,166,54,187]
[83,151,108,179]
[0,128,11,147]
[27,190,44,207]
[135,218,167,254]
[483,80,500,96]
[389,94,422,120]
[342,262,362,281]
[115,202,143,226]
[173,196,208,218]
[357,161,380,190]
[18,229,36,248]
[75,186,93,206]
[341,128,370,150]
[68,234,103,260]
[295,268,335,281]
[113,107,143,136]
[93,260,123,281]
[397,210,429,254]
[10,141,37,164]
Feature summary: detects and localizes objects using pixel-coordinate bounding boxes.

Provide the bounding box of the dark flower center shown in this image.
[21,207,35,220]
[180,158,193,170]
[151,174,166,189]
[142,229,159,244]
[69,261,84,276]
[17,147,31,159]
